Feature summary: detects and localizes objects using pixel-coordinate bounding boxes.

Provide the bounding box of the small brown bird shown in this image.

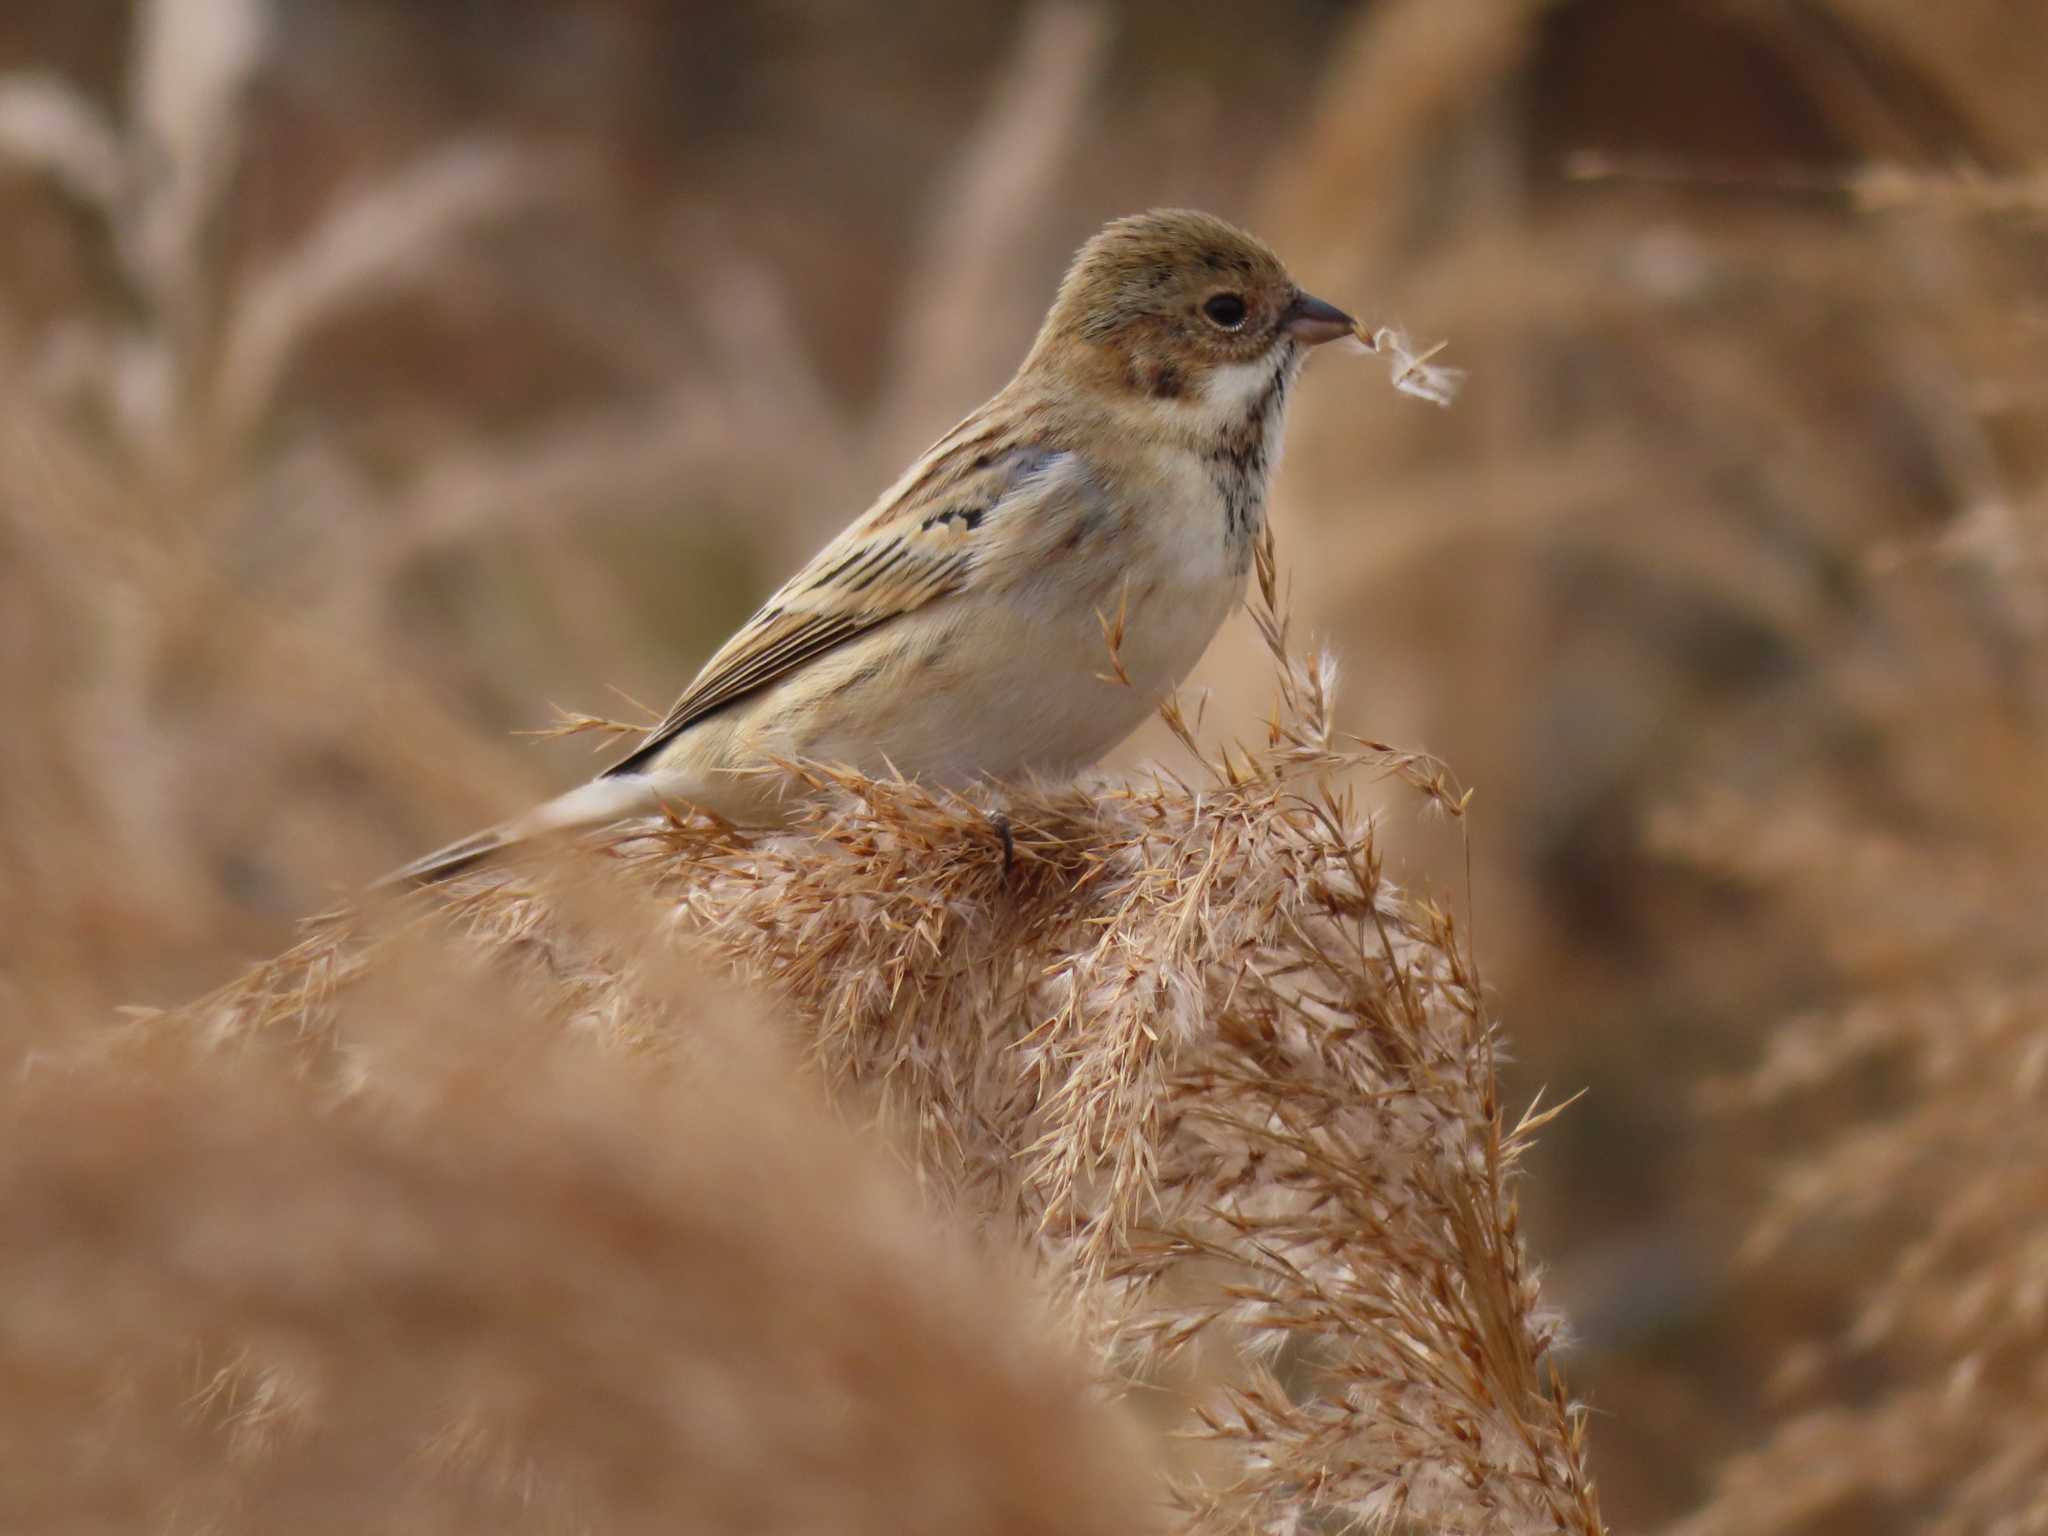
[388,209,1356,885]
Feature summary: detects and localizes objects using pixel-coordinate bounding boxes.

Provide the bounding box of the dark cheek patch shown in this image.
[1150,362,1183,400]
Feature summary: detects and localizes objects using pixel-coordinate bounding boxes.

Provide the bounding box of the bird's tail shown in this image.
[375,822,527,889]
[373,775,662,890]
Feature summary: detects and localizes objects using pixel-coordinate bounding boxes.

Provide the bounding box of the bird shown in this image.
[384,208,1357,886]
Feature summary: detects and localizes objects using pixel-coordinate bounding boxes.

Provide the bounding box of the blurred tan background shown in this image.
[3,2,2044,1529]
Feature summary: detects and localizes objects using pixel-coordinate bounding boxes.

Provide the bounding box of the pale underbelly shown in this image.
[656,569,1242,819]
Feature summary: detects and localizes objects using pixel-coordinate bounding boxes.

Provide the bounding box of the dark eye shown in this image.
[1202,293,1248,330]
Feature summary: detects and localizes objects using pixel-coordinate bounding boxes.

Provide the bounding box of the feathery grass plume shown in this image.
[148,527,1601,1536]
[6,923,1161,1534]
[1650,775,2048,1536]
[1619,130,2048,1535]
[1352,321,1465,407]
[0,9,583,994]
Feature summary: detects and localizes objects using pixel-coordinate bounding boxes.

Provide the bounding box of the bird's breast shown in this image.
[732,449,1248,791]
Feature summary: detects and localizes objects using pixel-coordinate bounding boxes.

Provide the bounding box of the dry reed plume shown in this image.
[6,960,1161,1534]
[106,530,1603,1535]
[1650,610,2048,1535]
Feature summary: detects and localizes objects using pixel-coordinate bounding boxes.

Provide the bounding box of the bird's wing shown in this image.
[604,424,1087,778]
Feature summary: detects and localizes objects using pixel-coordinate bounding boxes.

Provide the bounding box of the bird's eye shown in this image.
[1202,293,1248,330]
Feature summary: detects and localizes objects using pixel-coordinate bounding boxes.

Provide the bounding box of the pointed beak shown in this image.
[1283,290,1356,346]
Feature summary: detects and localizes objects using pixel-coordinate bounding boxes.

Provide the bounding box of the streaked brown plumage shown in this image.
[387,209,1355,885]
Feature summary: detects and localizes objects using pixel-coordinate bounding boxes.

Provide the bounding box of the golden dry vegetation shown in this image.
[2,2,2044,1532]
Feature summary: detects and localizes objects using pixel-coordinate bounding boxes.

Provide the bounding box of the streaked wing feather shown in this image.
[662,612,868,723]
[604,427,1061,777]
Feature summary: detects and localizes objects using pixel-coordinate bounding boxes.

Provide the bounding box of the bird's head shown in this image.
[1025,209,1354,419]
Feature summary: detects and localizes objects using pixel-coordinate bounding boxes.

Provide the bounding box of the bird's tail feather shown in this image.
[373,775,662,890]
[375,824,526,889]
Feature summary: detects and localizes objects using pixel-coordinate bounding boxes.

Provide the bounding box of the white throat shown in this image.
[1204,356,1282,414]
[1167,347,1295,439]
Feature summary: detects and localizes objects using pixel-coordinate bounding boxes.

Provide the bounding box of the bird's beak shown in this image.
[1283,290,1356,346]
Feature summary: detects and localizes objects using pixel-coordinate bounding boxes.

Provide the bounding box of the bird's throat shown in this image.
[1198,349,1297,562]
